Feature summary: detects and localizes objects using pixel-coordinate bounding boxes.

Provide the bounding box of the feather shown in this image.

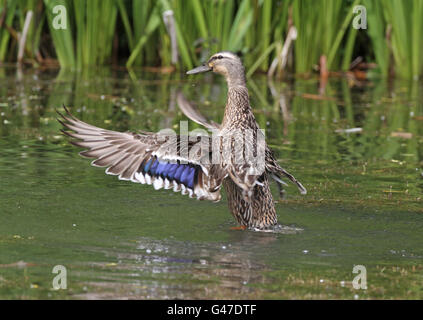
[176,91,219,130]
[58,106,226,201]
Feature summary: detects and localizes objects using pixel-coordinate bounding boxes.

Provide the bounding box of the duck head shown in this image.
[187,51,246,87]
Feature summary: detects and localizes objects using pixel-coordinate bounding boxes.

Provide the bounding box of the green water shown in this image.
[0,67,422,299]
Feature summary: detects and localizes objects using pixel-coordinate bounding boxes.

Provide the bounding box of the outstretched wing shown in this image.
[57,107,226,202]
[176,91,220,130]
[265,148,307,195]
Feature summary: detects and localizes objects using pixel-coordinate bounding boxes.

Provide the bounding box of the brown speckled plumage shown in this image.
[224,174,277,229]
[182,51,306,230]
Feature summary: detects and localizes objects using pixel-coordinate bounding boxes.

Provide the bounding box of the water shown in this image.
[0,67,422,299]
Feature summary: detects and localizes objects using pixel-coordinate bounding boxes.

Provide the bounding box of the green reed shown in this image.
[292,0,360,75]
[44,0,75,68]
[1,0,44,64]
[380,0,423,79]
[45,0,117,70]
[0,0,18,62]
[0,0,422,79]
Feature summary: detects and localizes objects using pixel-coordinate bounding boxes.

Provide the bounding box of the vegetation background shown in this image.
[0,0,422,79]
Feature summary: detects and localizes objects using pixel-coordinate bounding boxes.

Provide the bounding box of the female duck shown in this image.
[58,51,306,230]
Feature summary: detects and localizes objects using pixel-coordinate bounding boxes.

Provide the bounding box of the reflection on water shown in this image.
[0,66,422,299]
[75,235,274,299]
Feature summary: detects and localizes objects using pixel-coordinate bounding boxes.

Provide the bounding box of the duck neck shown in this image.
[226,71,247,88]
[222,83,252,127]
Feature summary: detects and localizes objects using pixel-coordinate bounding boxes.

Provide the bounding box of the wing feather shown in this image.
[58,106,226,201]
[176,91,219,130]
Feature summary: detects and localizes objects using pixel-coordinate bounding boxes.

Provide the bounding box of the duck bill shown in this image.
[186,65,212,75]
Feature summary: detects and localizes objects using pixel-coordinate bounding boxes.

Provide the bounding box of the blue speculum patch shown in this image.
[141,157,197,189]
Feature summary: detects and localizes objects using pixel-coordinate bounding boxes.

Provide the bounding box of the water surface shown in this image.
[0,67,422,299]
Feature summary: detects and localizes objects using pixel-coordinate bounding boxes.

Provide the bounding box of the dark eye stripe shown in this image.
[209,55,225,63]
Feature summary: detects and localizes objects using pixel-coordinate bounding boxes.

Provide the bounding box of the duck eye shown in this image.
[217,55,223,59]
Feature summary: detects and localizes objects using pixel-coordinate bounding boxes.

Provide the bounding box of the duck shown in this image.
[58,51,306,230]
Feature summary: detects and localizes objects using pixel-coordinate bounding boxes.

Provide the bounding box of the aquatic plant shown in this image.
[0,0,422,79]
